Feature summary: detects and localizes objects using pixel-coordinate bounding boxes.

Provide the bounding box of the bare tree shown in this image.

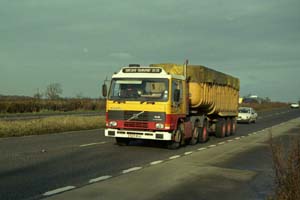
[45,83,63,99]
[33,88,43,99]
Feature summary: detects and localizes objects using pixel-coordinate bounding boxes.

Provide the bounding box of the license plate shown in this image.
[128,133,142,138]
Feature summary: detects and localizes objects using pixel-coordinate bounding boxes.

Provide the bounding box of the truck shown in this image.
[102,62,240,149]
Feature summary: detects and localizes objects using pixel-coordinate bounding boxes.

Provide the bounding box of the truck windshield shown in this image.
[109,78,169,102]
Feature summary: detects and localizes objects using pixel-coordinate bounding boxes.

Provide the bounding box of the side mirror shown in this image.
[174,89,180,102]
[102,84,107,97]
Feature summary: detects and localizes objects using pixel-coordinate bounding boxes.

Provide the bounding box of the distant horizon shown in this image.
[0,92,297,103]
[0,93,103,99]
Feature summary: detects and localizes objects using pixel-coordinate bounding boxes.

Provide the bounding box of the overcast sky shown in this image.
[0,0,299,102]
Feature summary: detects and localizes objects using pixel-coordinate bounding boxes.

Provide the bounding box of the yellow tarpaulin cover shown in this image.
[150,63,240,90]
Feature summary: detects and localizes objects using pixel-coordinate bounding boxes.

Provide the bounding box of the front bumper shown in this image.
[237,117,250,123]
[105,128,173,141]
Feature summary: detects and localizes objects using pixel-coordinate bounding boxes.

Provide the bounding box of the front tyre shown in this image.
[168,123,184,149]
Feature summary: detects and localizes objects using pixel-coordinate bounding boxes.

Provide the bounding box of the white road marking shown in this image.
[122,167,142,174]
[218,142,225,145]
[208,144,217,148]
[89,175,112,183]
[227,139,233,142]
[198,147,207,151]
[43,186,75,196]
[184,151,193,155]
[150,160,163,165]
[169,155,181,160]
[79,141,107,147]
[241,136,246,138]
[235,137,241,140]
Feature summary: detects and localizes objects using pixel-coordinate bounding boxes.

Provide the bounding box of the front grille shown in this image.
[124,121,148,129]
[124,111,148,121]
[108,111,165,122]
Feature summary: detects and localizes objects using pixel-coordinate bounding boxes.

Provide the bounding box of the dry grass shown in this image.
[0,116,105,138]
[0,98,105,113]
[269,133,300,200]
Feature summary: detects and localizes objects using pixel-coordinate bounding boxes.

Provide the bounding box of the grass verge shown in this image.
[269,134,300,200]
[0,116,105,138]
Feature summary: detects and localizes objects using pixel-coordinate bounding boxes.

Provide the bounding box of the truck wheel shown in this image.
[198,121,209,143]
[231,118,237,135]
[116,138,130,146]
[189,122,199,145]
[225,118,231,137]
[216,118,226,138]
[168,123,183,149]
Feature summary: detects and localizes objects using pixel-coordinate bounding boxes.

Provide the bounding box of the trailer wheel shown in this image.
[116,138,130,146]
[198,121,209,143]
[168,123,183,149]
[225,118,232,137]
[189,122,199,145]
[231,118,237,135]
[216,118,226,138]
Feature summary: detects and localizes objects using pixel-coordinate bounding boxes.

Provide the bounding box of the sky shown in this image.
[0,0,300,102]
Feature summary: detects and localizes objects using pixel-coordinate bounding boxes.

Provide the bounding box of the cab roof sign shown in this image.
[122,68,162,73]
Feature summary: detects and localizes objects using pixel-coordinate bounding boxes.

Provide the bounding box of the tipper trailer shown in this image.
[102,63,240,149]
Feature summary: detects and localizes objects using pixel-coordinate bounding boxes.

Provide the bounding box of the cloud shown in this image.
[0,0,300,101]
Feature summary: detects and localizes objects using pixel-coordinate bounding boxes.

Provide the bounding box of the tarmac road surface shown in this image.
[46,117,300,200]
[0,108,299,200]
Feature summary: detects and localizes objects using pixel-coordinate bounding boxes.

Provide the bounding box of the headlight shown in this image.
[155,123,164,129]
[109,121,118,127]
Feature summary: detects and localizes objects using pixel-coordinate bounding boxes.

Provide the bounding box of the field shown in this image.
[0,97,105,114]
[0,97,107,138]
[0,116,105,138]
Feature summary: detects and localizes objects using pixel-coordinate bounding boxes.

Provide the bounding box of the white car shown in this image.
[237,107,258,123]
[290,103,299,108]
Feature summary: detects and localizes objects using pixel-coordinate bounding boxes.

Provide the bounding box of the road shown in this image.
[0,108,299,200]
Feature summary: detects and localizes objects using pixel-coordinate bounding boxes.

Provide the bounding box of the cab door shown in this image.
[171,79,184,115]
